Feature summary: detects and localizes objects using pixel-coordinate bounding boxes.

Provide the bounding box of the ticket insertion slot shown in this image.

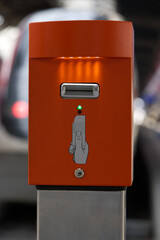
[60,83,99,99]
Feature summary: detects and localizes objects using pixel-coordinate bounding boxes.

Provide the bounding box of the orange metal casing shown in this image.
[29,20,134,186]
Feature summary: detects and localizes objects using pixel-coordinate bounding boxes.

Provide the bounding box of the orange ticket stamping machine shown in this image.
[29,21,133,240]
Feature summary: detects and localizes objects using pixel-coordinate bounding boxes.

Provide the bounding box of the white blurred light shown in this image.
[134,98,146,125]
[60,0,124,20]
[134,97,145,109]
[0,26,20,59]
[134,108,146,125]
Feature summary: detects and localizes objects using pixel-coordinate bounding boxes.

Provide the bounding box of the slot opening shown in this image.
[60,83,99,99]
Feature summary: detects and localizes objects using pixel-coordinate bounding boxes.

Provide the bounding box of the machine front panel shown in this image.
[29,57,132,186]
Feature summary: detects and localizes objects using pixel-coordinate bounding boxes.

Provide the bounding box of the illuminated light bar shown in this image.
[57,56,102,60]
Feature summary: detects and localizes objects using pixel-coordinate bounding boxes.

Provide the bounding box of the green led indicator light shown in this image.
[77,105,83,110]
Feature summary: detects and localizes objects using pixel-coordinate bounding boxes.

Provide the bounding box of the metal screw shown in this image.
[74,168,84,178]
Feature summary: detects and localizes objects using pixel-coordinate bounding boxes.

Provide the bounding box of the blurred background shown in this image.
[0,0,159,239]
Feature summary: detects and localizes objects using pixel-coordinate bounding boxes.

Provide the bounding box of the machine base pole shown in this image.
[37,190,126,240]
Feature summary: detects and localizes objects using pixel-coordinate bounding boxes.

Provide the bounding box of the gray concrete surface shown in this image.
[0,152,36,202]
[0,124,36,202]
[0,126,27,153]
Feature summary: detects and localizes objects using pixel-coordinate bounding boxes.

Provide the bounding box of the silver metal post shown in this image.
[37,190,126,240]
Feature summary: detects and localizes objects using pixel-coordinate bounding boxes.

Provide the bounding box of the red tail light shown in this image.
[12,101,28,119]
